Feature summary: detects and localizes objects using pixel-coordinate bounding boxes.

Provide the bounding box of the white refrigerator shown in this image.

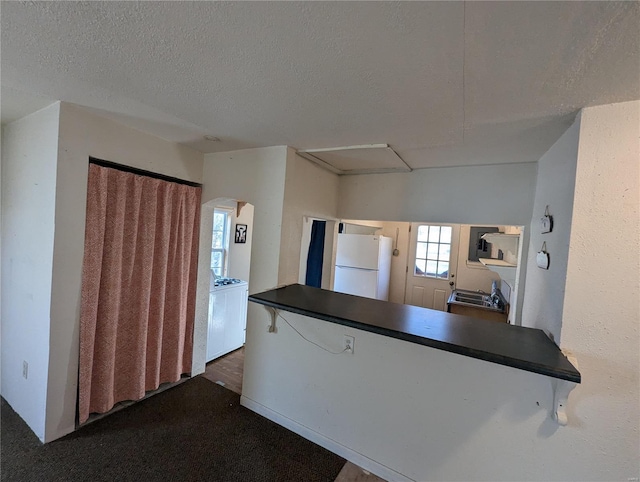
[334,234,393,300]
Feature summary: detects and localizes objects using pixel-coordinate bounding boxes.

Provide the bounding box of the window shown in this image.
[414,225,452,279]
[211,209,231,277]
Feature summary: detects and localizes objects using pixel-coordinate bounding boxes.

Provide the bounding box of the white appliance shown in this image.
[334,234,392,300]
[207,276,249,362]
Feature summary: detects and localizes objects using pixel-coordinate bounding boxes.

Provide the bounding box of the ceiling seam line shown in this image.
[462,1,466,144]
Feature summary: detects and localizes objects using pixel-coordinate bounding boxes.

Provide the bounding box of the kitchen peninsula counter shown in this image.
[249,284,580,383]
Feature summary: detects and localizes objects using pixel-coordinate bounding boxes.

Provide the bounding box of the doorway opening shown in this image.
[202,198,254,394]
[333,219,526,325]
[298,216,337,290]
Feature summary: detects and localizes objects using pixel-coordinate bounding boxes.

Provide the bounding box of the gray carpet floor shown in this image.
[1,376,345,481]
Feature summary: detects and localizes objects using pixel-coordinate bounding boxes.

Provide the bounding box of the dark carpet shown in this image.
[1,377,345,481]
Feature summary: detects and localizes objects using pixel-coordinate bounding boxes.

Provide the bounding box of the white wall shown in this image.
[47,103,204,442]
[1,103,61,442]
[560,100,639,478]
[338,163,537,226]
[279,148,339,286]
[521,117,581,340]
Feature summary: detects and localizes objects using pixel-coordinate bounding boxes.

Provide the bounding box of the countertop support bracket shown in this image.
[552,351,579,425]
[265,306,278,333]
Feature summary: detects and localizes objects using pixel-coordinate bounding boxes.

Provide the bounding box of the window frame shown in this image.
[413,224,453,280]
[211,208,233,277]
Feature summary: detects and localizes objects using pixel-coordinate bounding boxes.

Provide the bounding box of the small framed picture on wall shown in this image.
[235,224,247,244]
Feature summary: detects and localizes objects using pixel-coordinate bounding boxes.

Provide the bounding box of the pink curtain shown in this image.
[79,164,201,424]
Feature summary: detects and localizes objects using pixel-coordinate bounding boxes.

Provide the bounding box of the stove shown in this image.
[213,277,244,287]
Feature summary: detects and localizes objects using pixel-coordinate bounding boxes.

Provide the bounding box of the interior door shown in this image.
[404,223,460,311]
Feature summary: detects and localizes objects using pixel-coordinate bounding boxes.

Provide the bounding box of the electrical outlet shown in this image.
[343,335,355,354]
[23,361,28,379]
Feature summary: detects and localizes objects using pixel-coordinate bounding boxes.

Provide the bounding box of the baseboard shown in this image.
[240,395,414,482]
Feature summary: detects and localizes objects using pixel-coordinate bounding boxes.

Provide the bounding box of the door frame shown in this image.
[298,216,338,290]
[404,222,460,310]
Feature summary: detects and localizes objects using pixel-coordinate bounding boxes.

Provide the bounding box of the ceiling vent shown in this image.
[297,144,412,175]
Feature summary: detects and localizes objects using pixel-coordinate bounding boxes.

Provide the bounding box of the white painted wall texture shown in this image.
[521,117,580,340]
[1,103,61,442]
[560,100,639,480]
[47,103,204,442]
[338,162,538,226]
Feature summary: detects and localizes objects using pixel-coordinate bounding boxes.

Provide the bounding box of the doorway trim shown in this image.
[193,197,254,377]
[298,216,338,290]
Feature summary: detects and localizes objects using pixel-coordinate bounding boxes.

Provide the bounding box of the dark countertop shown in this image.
[249,284,581,383]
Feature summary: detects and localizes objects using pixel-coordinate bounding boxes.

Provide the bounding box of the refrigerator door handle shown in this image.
[336,265,378,271]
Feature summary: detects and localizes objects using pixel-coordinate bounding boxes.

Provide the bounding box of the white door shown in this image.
[334,266,379,299]
[404,223,460,311]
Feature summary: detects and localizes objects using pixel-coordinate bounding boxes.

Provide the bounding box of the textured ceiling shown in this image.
[2,1,638,170]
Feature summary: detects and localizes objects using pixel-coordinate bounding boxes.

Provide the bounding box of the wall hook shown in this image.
[540,206,553,233]
[537,242,550,269]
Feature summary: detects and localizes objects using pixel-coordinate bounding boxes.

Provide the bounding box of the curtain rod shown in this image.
[89,157,202,188]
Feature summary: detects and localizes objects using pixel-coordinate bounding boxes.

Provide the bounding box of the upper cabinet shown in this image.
[479,230,522,285]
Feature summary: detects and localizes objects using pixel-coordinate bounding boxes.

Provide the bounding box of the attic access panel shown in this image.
[297,144,411,175]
